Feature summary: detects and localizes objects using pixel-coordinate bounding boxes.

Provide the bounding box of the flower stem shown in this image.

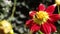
[38,30,44,34]
[7,0,17,22]
[29,31,33,34]
[58,6,60,14]
[11,0,17,17]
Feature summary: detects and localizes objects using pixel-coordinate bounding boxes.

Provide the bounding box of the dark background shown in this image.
[1,0,60,34]
[11,0,59,34]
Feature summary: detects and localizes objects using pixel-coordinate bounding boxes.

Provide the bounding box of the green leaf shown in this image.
[57,20,60,24]
[46,0,52,2]
[38,30,44,34]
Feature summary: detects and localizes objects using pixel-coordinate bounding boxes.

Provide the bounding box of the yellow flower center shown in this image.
[33,11,49,25]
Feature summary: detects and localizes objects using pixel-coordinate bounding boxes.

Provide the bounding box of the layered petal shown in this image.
[26,3,59,34]
[40,23,51,34]
[29,11,36,18]
[46,4,56,14]
[26,19,33,27]
[49,23,57,32]
[38,4,45,11]
[30,24,40,32]
[49,14,60,23]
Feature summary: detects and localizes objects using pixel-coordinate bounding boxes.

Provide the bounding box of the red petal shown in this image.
[49,23,57,32]
[46,4,56,14]
[49,14,60,23]
[30,24,40,32]
[38,4,46,11]
[26,19,34,27]
[40,23,51,34]
[29,11,36,18]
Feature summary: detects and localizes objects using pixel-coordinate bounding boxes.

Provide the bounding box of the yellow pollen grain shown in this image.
[33,11,49,25]
[36,11,49,21]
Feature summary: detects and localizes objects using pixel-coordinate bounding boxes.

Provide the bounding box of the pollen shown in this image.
[36,11,49,21]
[33,11,49,25]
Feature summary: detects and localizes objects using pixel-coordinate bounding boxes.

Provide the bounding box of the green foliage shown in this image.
[0,0,60,34]
[38,30,44,34]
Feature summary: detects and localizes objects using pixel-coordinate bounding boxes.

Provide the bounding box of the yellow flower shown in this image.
[0,20,14,34]
[55,0,60,5]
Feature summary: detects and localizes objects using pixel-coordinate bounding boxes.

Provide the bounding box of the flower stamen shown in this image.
[33,11,49,25]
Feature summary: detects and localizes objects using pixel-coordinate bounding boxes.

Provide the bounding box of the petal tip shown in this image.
[53,4,57,7]
[29,11,32,14]
[39,3,44,6]
[40,3,43,5]
[29,11,36,14]
[38,4,45,11]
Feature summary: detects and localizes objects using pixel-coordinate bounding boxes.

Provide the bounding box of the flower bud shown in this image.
[55,0,60,5]
[0,20,14,34]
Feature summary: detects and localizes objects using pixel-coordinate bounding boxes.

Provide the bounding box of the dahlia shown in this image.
[26,4,60,34]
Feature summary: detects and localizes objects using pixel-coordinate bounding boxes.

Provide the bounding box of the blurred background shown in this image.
[0,0,60,34]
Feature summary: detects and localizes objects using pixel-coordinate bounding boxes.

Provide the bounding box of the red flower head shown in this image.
[26,4,60,34]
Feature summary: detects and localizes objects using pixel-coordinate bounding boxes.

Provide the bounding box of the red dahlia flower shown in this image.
[26,4,60,34]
